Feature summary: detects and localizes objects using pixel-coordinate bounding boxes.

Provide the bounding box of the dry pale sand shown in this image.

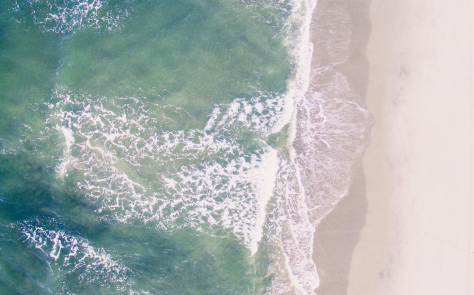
[347,0,474,294]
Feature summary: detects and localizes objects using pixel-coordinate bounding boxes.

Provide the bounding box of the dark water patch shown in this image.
[0,20,62,156]
[0,154,100,224]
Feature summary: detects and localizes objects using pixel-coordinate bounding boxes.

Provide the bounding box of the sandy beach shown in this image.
[309,0,474,294]
[346,0,474,294]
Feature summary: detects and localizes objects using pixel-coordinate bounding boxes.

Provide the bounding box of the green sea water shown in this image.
[0,0,312,294]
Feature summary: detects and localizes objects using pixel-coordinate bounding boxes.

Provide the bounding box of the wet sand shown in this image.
[308,0,372,294]
[312,164,367,295]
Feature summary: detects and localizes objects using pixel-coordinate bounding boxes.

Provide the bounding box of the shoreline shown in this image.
[312,163,367,294]
[305,0,373,293]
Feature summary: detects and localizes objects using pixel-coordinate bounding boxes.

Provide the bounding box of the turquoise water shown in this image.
[0,0,324,294]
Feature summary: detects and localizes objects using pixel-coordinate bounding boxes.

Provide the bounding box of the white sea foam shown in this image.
[9,0,130,33]
[46,87,285,254]
[56,125,76,175]
[259,0,321,293]
[14,220,131,286]
[263,159,318,295]
[248,147,279,255]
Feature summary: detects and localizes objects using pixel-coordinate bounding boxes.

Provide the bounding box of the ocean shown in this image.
[0,0,373,294]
